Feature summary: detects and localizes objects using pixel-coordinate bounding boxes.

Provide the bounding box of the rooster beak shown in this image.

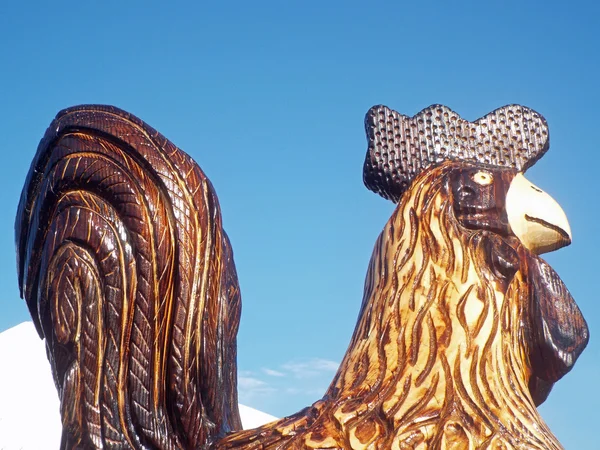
[506,173,572,254]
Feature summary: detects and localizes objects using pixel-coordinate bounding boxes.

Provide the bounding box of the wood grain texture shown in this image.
[16,105,242,449]
[217,161,587,450]
[16,104,588,449]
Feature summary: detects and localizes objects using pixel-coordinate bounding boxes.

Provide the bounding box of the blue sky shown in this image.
[1,0,598,447]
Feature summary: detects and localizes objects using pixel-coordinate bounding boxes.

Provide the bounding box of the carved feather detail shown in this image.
[15,104,587,450]
[16,105,242,449]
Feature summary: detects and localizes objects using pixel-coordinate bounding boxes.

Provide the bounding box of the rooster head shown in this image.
[361,104,588,408]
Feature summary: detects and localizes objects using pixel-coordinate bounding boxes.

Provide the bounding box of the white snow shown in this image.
[0,322,276,449]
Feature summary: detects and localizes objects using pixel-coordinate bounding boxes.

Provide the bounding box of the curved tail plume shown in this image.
[15,105,242,449]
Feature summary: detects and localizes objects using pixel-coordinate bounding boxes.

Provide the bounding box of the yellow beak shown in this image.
[506,173,572,254]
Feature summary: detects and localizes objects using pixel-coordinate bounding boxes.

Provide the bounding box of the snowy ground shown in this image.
[0,322,277,449]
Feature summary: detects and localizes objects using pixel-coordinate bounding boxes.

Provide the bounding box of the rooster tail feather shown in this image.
[15,105,242,449]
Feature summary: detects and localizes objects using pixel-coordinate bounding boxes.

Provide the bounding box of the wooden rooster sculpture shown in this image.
[16,104,588,449]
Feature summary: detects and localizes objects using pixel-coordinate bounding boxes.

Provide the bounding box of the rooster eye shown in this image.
[472,171,493,186]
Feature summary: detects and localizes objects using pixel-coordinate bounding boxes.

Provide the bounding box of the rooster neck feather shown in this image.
[316,162,562,449]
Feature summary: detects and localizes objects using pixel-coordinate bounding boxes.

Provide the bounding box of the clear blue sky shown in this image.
[1,1,598,447]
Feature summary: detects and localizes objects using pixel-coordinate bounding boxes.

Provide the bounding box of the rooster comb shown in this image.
[363,104,549,202]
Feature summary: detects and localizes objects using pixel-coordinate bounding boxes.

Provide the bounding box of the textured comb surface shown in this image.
[363,104,549,202]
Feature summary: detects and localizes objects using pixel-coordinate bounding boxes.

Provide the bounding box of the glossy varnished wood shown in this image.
[217,161,587,449]
[16,106,242,449]
[16,104,588,449]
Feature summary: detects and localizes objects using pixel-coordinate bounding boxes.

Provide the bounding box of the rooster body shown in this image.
[16,105,588,449]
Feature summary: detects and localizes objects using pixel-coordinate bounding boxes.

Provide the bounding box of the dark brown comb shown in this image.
[363,104,550,202]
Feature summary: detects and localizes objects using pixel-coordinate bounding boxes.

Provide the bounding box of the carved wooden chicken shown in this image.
[16,104,588,449]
